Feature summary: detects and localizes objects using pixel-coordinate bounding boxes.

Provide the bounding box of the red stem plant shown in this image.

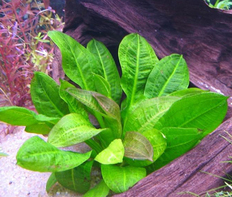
[0,0,63,108]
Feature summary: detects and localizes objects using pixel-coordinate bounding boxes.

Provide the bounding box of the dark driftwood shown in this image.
[64,0,232,117]
[114,118,232,196]
[63,0,232,195]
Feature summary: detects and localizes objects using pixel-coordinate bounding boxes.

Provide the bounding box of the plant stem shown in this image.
[85,139,102,154]
[0,87,13,106]
[94,112,106,128]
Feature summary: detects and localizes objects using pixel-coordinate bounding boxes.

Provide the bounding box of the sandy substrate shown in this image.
[0,124,80,197]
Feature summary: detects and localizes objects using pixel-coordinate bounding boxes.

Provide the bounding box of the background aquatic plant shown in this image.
[0,0,63,107]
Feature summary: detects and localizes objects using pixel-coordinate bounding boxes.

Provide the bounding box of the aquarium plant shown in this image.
[0,31,228,195]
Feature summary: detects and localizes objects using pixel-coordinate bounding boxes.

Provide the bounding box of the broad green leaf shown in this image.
[0,106,37,126]
[93,92,122,138]
[46,173,57,193]
[150,127,202,171]
[83,180,109,197]
[143,129,167,161]
[0,106,59,134]
[66,87,117,145]
[48,113,106,147]
[59,79,88,119]
[16,136,92,172]
[93,74,111,99]
[67,87,122,139]
[25,123,52,134]
[123,96,180,135]
[48,31,95,90]
[25,115,60,134]
[35,114,60,125]
[30,72,69,117]
[95,139,124,164]
[145,54,189,98]
[125,129,167,167]
[93,92,121,120]
[101,164,146,193]
[123,131,153,161]
[55,161,93,193]
[169,88,207,97]
[154,92,228,137]
[66,87,105,115]
[87,39,122,104]
[119,33,159,108]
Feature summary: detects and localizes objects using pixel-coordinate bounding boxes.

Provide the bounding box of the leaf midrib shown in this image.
[68,89,105,115]
[129,35,140,108]
[65,37,89,90]
[71,169,77,191]
[158,55,183,96]
[138,108,168,133]
[39,80,64,117]
[94,41,108,82]
[179,97,225,127]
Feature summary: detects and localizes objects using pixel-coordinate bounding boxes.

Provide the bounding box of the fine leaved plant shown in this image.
[0,0,64,107]
[205,0,232,10]
[0,31,228,195]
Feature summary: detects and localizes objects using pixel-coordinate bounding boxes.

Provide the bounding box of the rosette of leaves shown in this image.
[0,31,228,195]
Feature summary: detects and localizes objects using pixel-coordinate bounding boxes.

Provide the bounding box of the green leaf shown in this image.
[48,113,106,147]
[67,87,122,138]
[125,129,167,167]
[87,39,122,104]
[101,164,146,193]
[59,79,88,119]
[123,96,180,135]
[169,88,207,97]
[0,106,38,126]
[119,33,159,108]
[25,123,52,134]
[154,92,228,137]
[95,139,124,164]
[25,114,59,134]
[66,87,105,115]
[93,74,111,99]
[48,31,95,90]
[55,161,93,193]
[143,129,167,161]
[151,127,202,170]
[30,72,69,117]
[145,54,189,97]
[0,106,59,134]
[123,131,153,161]
[93,92,122,138]
[46,173,57,193]
[35,114,60,124]
[16,136,92,172]
[83,180,110,197]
